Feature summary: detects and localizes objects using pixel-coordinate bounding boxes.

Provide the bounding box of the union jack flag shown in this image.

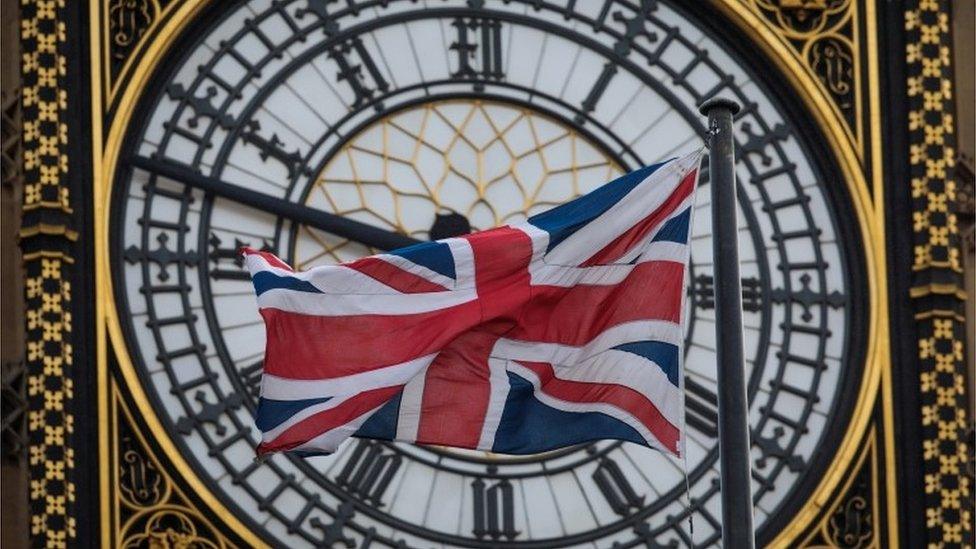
[244,150,702,458]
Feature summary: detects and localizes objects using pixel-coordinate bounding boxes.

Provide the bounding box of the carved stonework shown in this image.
[1,359,28,461]
[905,0,973,546]
[113,387,232,549]
[1,90,26,462]
[748,0,860,144]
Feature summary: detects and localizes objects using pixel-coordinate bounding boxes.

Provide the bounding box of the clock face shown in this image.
[110,1,865,547]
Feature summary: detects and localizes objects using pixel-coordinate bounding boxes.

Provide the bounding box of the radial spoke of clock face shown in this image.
[110,1,864,547]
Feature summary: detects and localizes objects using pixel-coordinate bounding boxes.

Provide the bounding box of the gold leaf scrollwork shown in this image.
[808,36,854,111]
[121,506,222,549]
[752,0,850,39]
[114,392,231,548]
[748,0,860,145]
[828,495,873,547]
[119,445,166,508]
[109,0,160,60]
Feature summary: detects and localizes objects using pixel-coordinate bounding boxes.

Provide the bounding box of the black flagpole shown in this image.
[699,97,756,549]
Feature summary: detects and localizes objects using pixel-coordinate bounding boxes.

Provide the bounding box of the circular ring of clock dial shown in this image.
[111,1,865,547]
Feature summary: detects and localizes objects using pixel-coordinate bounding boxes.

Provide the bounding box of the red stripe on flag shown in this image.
[344,257,450,294]
[416,228,534,448]
[512,260,685,345]
[516,361,679,453]
[257,385,403,454]
[260,302,481,379]
[415,329,500,448]
[581,169,696,266]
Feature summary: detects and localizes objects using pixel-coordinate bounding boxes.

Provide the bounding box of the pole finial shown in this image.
[698,97,741,116]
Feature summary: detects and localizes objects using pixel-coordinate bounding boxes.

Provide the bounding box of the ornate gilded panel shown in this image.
[19,0,77,546]
[749,0,859,139]
[800,428,881,549]
[2,0,951,546]
[109,384,233,548]
[103,0,179,107]
[904,0,973,546]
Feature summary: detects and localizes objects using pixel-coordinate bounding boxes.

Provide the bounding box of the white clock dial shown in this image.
[112,1,863,547]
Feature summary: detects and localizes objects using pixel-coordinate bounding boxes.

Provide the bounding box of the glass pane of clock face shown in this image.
[111,1,864,546]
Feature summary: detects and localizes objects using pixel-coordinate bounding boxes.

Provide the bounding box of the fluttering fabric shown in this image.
[244,150,702,458]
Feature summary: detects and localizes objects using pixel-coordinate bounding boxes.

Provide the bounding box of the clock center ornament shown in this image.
[292,99,622,269]
[111,1,865,547]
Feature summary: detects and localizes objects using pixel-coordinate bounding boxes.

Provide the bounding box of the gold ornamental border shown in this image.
[89,1,893,547]
[709,3,894,546]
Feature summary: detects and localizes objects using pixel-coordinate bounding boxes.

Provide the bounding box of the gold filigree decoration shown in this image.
[294,99,621,268]
[753,0,849,38]
[808,34,855,113]
[121,507,223,549]
[113,387,232,548]
[905,0,972,546]
[109,0,159,60]
[801,429,880,548]
[748,0,860,147]
[102,0,179,105]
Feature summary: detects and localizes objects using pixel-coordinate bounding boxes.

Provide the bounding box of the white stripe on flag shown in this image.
[395,360,431,442]
[477,357,512,451]
[490,320,683,364]
[245,253,409,295]
[261,354,436,401]
[550,350,683,428]
[256,285,478,316]
[542,152,699,266]
[289,403,388,455]
[375,253,455,290]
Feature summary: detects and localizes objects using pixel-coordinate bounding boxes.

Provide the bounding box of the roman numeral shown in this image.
[328,37,390,110]
[685,378,719,438]
[471,478,519,540]
[240,120,312,180]
[691,274,764,312]
[592,456,645,515]
[334,440,402,506]
[578,1,657,122]
[450,17,504,87]
[578,63,617,123]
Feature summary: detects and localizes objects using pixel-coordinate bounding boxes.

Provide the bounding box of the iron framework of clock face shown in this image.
[109,0,867,547]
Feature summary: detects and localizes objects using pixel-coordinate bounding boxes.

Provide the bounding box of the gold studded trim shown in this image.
[905,1,972,545]
[20,0,76,546]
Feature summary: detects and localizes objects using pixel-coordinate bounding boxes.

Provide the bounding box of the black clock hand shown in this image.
[129,155,421,252]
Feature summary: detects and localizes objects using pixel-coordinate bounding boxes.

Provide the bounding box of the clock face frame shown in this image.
[104,1,870,547]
